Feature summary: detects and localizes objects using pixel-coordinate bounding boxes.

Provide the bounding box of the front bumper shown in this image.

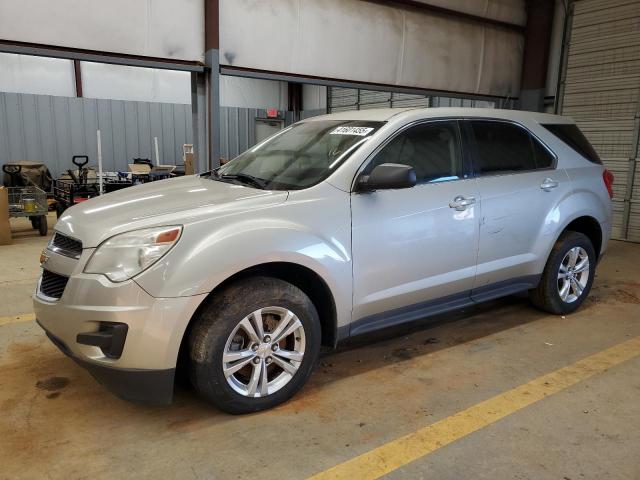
[33,254,207,404]
[39,322,175,405]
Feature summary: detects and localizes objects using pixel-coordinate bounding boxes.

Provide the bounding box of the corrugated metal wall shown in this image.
[0,92,196,177]
[0,93,327,178]
[328,87,511,113]
[558,0,640,241]
[218,107,294,161]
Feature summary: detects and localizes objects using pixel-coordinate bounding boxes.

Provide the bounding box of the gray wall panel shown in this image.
[81,98,98,162]
[35,96,56,171]
[148,102,162,163]
[0,92,195,177]
[1,92,320,178]
[136,101,152,160]
[0,95,9,163]
[52,96,72,175]
[111,100,127,171]
[172,104,187,166]
[68,99,86,160]
[160,103,174,165]
[4,93,24,160]
[123,101,139,161]
[21,94,41,162]
[97,99,114,171]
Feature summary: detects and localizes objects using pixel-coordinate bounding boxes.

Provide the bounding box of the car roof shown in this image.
[302,107,574,124]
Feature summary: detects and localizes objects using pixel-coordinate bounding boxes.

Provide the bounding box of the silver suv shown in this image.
[35,108,613,413]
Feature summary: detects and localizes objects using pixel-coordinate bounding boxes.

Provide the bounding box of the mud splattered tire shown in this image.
[188,276,321,414]
[529,231,596,315]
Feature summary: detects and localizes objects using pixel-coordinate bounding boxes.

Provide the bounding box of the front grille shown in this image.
[51,232,82,258]
[40,270,69,299]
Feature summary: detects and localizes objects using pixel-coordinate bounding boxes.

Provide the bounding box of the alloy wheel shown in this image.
[557,246,590,303]
[222,307,306,397]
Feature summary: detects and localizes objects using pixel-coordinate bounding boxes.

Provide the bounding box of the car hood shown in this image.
[55,175,288,247]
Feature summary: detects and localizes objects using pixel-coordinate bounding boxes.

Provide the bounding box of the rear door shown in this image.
[465,119,572,296]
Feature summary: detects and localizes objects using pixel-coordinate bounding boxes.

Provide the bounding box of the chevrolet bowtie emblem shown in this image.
[40,250,50,266]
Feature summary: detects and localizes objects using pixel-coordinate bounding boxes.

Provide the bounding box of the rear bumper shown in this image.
[40,322,175,405]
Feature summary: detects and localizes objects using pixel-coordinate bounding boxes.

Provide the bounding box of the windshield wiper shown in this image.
[219,173,269,189]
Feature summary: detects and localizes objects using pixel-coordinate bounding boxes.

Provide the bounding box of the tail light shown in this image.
[603,169,614,199]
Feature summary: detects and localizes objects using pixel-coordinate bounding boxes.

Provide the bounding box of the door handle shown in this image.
[540,178,559,191]
[449,195,476,211]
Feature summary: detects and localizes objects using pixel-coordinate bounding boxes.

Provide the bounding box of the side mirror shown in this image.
[357,163,417,192]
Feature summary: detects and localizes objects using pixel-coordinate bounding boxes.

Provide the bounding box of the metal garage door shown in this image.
[557,0,640,241]
[328,87,503,114]
[328,87,429,112]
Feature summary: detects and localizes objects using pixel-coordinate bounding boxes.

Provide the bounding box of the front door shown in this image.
[351,120,479,333]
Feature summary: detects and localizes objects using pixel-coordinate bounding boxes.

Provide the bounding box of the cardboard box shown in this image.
[0,187,12,245]
[183,144,195,175]
[128,163,152,174]
[184,153,194,175]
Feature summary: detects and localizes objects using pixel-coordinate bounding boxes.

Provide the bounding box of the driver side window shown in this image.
[367,121,464,184]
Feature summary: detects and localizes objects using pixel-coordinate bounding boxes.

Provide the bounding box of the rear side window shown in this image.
[541,123,602,164]
[532,136,555,169]
[469,121,556,175]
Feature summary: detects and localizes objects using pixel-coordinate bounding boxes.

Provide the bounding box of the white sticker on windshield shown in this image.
[330,126,374,136]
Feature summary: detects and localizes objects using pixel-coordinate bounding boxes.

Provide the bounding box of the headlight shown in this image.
[84,226,182,282]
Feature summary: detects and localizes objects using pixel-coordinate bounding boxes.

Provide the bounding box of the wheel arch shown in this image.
[560,215,603,260]
[178,261,339,370]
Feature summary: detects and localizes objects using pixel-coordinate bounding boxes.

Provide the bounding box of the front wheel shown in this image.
[188,276,321,414]
[529,231,596,315]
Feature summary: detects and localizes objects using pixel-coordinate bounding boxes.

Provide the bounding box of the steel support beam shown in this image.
[204,0,221,170]
[519,0,556,112]
[191,72,207,173]
[554,1,575,114]
[220,66,511,103]
[73,59,83,98]
[0,40,204,72]
[288,82,303,122]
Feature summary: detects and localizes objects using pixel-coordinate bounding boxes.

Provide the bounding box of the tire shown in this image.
[38,215,48,236]
[30,216,40,229]
[529,231,596,315]
[188,276,321,414]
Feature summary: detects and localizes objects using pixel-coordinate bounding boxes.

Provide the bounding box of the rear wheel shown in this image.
[529,231,596,315]
[188,276,321,414]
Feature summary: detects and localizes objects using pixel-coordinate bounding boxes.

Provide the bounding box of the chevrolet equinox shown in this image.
[35,108,613,413]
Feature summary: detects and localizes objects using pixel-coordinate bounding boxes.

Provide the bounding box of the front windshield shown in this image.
[215,120,384,190]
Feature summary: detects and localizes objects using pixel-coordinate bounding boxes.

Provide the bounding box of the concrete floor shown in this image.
[1,214,639,479]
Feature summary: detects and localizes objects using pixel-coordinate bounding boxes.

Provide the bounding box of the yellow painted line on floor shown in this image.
[309,335,640,480]
[0,313,36,326]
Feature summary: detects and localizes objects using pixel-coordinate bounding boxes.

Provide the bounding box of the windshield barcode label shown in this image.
[330,126,374,136]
